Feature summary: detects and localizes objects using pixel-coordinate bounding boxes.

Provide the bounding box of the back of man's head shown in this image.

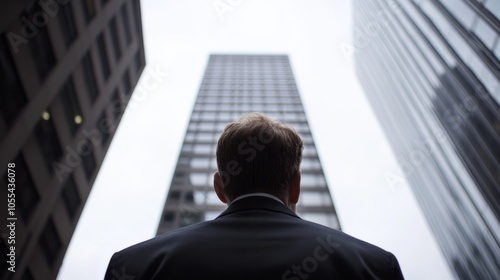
[216,113,303,201]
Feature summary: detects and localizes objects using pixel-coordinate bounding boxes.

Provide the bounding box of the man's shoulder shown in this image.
[297,218,392,254]
[115,220,211,256]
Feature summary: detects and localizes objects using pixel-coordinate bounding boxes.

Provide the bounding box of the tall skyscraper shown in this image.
[157,54,340,235]
[0,0,145,279]
[353,1,499,279]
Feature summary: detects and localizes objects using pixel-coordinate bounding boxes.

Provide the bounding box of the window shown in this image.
[82,52,99,103]
[39,218,61,267]
[197,133,214,142]
[185,133,195,142]
[193,191,206,205]
[301,173,326,187]
[184,191,195,203]
[98,111,110,145]
[302,145,317,156]
[484,0,500,20]
[11,153,39,222]
[199,122,215,131]
[472,18,497,49]
[206,192,220,205]
[111,89,123,120]
[190,173,208,186]
[131,0,142,33]
[82,0,97,22]
[135,50,144,72]
[191,157,210,169]
[194,144,212,154]
[60,78,83,135]
[25,3,56,80]
[81,140,96,179]
[0,35,27,127]
[300,158,320,170]
[178,157,189,166]
[62,177,81,220]
[35,111,63,172]
[162,211,175,223]
[120,4,132,45]
[96,33,111,80]
[123,69,131,96]
[299,192,332,206]
[168,191,181,202]
[109,17,122,61]
[57,2,77,46]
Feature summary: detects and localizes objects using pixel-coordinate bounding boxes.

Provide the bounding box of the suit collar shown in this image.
[217,196,300,219]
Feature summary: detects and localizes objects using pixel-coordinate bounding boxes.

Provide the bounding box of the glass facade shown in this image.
[156,54,340,234]
[353,1,500,279]
[0,0,146,278]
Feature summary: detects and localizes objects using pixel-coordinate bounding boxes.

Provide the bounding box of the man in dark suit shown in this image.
[104,113,405,279]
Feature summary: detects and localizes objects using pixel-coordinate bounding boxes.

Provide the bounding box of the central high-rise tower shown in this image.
[157,54,339,234]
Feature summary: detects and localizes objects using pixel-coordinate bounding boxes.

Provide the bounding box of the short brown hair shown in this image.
[216,113,303,201]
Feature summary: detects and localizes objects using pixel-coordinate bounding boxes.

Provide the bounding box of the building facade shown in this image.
[353,0,500,279]
[157,54,340,235]
[0,0,145,279]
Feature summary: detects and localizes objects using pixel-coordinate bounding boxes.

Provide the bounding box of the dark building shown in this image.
[156,54,340,235]
[353,0,500,279]
[0,0,145,279]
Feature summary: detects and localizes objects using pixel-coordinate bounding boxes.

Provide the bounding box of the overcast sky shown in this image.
[58,1,454,279]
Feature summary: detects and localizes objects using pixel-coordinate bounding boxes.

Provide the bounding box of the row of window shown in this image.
[407,1,499,96]
[205,73,292,77]
[185,121,310,134]
[208,59,289,64]
[182,132,315,144]
[201,84,296,90]
[196,96,302,102]
[205,69,292,74]
[0,0,143,130]
[193,104,304,112]
[202,79,296,85]
[34,112,97,179]
[190,111,307,122]
[183,156,321,170]
[198,90,300,96]
[185,172,326,188]
[180,144,317,158]
[438,0,500,52]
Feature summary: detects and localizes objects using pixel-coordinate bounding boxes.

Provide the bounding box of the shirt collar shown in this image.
[230,192,285,205]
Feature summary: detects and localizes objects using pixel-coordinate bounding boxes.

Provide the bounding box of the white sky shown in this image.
[58,1,454,279]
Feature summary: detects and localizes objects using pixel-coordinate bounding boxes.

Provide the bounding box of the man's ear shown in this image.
[214,171,228,204]
[289,169,301,205]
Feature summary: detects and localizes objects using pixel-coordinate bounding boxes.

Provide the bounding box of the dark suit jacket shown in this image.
[104,196,404,279]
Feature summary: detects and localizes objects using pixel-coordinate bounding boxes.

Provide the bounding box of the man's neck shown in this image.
[229,192,285,206]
